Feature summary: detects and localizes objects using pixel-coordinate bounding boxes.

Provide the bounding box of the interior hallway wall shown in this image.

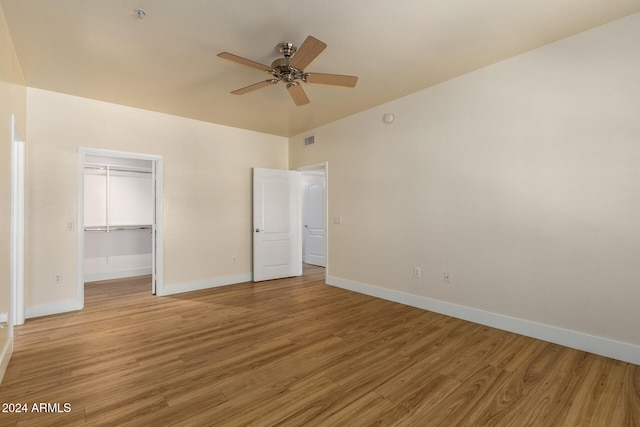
[25,88,287,315]
[289,14,640,356]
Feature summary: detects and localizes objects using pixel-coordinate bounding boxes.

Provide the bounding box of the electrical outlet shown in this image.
[54,273,62,284]
[444,272,451,283]
[232,256,237,263]
[413,266,422,278]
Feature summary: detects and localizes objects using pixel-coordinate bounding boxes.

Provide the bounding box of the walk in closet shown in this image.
[83,154,154,282]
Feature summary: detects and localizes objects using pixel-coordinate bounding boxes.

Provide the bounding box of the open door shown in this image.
[253,168,302,282]
[303,174,326,267]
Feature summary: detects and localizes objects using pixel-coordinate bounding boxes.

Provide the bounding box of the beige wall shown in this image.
[26,88,288,310]
[0,3,26,378]
[290,14,640,347]
[5,6,640,367]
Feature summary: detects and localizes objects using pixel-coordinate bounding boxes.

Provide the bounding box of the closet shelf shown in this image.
[84,225,152,232]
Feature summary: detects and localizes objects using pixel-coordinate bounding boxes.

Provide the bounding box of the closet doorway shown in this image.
[77,148,163,303]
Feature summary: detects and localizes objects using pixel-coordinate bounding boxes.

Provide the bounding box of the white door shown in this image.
[253,168,302,282]
[303,175,326,267]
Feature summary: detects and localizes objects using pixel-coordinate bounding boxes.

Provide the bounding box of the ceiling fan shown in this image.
[217,36,358,106]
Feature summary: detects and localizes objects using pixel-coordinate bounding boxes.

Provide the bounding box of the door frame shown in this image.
[297,161,328,279]
[77,147,164,302]
[10,115,25,328]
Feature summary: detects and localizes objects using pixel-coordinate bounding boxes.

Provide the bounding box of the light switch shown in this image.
[333,216,343,225]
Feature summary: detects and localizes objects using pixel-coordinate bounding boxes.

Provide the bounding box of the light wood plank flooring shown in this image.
[1,265,638,426]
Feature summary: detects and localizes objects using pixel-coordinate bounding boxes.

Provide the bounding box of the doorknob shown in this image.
[304,225,308,228]
[255,228,261,232]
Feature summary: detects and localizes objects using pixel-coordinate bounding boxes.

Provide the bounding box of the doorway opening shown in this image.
[298,162,327,278]
[77,148,164,304]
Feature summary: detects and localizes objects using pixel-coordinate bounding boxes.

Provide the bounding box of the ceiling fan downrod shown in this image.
[271,42,303,83]
[277,42,297,58]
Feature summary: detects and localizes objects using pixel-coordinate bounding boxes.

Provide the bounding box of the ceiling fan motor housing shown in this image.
[270,57,303,83]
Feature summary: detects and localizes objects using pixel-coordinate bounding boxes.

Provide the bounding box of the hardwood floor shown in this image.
[1,264,638,426]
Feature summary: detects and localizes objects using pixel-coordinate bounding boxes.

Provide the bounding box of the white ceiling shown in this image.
[3,0,640,137]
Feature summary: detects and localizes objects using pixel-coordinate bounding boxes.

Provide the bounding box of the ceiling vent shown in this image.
[304,135,315,146]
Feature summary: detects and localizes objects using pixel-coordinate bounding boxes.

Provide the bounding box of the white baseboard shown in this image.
[84,267,152,283]
[159,273,253,296]
[327,275,640,366]
[26,298,83,319]
[0,337,13,384]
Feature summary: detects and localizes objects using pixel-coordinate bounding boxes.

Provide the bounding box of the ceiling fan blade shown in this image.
[217,52,273,72]
[289,36,327,70]
[231,80,278,95]
[287,83,310,106]
[305,73,358,88]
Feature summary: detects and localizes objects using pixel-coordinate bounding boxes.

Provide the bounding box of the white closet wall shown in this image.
[83,155,153,282]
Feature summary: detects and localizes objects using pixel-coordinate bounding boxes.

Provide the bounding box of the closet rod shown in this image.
[84,225,152,232]
[84,163,152,174]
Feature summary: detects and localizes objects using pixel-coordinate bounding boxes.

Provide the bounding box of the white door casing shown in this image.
[303,175,326,267]
[11,115,25,327]
[151,161,157,295]
[253,168,302,282]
